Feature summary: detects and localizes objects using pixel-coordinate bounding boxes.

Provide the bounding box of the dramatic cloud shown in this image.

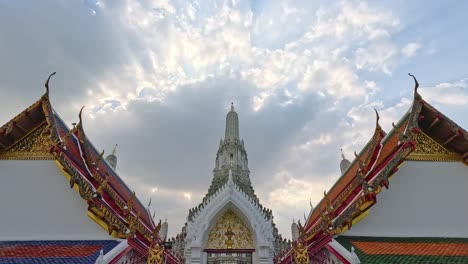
[0,0,467,239]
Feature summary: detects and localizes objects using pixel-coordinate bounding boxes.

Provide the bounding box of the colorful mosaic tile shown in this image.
[336,236,468,264]
[0,240,119,264]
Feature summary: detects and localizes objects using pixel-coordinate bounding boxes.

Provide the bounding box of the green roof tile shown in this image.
[335,236,468,264]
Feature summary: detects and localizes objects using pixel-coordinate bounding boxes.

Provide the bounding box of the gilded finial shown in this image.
[44,72,56,94]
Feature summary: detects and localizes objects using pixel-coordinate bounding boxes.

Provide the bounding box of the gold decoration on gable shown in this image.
[0,122,53,160]
[407,131,461,162]
[148,243,164,264]
[205,209,254,249]
[293,242,310,264]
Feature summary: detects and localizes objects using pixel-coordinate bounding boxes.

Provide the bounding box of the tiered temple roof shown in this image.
[277,75,468,263]
[0,73,179,263]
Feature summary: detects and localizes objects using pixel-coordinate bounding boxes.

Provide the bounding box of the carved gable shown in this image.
[205,209,254,250]
[0,123,53,160]
[407,132,461,162]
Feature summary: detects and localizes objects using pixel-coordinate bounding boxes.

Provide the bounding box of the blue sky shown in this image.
[0,0,466,239]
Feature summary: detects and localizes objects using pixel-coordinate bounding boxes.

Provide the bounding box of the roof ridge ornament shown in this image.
[392,121,408,142]
[112,144,118,155]
[78,106,85,124]
[77,106,85,132]
[408,73,421,99]
[374,108,380,125]
[44,72,56,95]
[373,108,381,130]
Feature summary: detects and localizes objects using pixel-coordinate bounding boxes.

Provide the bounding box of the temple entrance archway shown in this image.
[204,209,254,264]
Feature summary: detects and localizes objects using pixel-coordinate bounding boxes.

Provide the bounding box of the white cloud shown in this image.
[355,42,398,74]
[298,59,373,97]
[421,79,468,106]
[402,42,422,58]
[75,0,410,115]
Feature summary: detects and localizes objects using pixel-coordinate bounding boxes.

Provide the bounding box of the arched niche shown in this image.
[185,193,273,264]
[205,208,255,250]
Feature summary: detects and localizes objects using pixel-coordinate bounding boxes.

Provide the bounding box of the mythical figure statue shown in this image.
[293,242,310,264]
[147,243,164,264]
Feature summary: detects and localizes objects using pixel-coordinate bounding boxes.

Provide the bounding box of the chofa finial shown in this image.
[44,72,56,94]
[408,73,419,95]
[373,108,380,127]
[78,106,85,124]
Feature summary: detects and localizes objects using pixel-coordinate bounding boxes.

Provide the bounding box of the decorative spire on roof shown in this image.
[106,144,118,170]
[291,219,299,241]
[374,108,380,125]
[225,102,239,142]
[77,106,85,131]
[207,102,254,199]
[160,218,169,241]
[408,73,421,99]
[340,148,351,174]
[44,72,56,96]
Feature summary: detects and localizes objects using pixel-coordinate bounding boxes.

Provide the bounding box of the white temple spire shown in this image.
[106,144,118,170]
[225,102,239,142]
[340,148,351,174]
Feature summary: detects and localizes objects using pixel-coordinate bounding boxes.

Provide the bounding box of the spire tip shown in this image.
[112,144,118,155]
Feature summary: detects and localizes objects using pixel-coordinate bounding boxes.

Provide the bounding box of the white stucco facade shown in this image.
[345,161,468,237]
[184,173,274,264]
[0,160,110,240]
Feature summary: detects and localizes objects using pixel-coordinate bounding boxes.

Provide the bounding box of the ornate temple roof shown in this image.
[277,75,468,263]
[336,236,468,264]
[0,73,178,263]
[0,240,119,264]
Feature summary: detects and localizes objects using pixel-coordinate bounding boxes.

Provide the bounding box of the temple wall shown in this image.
[0,160,109,240]
[345,161,468,237]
